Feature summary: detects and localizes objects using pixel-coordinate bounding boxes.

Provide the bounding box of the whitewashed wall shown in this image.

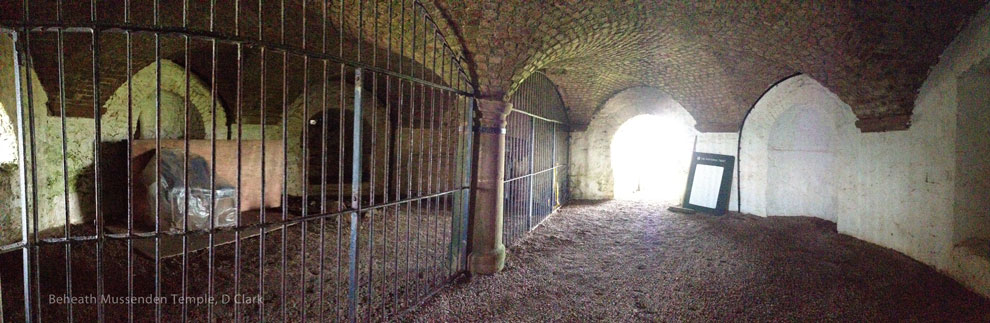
[739,76,857,220]
[736,4,990,297]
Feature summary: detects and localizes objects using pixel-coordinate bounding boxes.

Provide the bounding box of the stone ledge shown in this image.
[854,114,912,132]
[948,238,990,298]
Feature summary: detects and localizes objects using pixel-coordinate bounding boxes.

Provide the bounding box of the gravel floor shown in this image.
[1,204,462,322]
[409,200,990,322]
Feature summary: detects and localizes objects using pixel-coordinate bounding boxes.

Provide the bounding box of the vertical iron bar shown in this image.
[234,40,243,323]
[428,43,442,286]
[318,57,328,323]
[257,44,266,323]
[257,2,267,320]
[336,1,345,320]
[123,1,135,321]
[347,68,364,323]
[300,43,310,323]
[90,24,106,323]
[53,2,74,319]
[299,0,310,320]
[11,27,38,323]
[550,123,559,212]
[414,31,426,302]
[528,117,535,230]
[382,0,394,318]
[460,94,474,271]
[397,0,408,312]
[428,30,441,289]
[153,2,163,319]
[318,1,329,320]
[366,2,379,318]
[280,50,288,323]
[279,1,289,321]
[407,0,418,308]
[30,31,42,315]
[181,12,191,320]
[447,58,461,275]
[552,123,557,209]
[208,3,219,320]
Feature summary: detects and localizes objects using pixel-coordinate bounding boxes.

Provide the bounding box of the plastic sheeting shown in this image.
[141,149,237,233]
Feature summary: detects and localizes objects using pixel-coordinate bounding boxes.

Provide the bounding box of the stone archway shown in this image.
[101,59,227,141]
[610,113,695,202]
[284,82,389,197]
[569,86,698,200]
[739,74,857,219]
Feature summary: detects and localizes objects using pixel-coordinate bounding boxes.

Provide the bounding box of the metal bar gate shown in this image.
[0,0,474,321]
[502,72,569,247]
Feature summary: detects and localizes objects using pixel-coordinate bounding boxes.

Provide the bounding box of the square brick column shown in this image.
[468,98,512,275]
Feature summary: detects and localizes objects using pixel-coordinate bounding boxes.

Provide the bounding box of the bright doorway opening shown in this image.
[610,114,695,202]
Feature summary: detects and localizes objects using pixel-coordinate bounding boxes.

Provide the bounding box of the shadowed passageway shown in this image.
[411,200,990,321]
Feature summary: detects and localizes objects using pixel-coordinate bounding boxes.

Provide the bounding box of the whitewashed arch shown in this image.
[102,59,227,141]
[739,74,857,218]
[284,82,389,196]
[569,86,698,199]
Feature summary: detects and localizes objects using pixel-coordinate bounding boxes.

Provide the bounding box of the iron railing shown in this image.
[0,0,474,321]
[502,72,569,247]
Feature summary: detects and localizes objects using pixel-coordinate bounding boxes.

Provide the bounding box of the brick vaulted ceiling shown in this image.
[431,0,987,132]
[2,0,986,132]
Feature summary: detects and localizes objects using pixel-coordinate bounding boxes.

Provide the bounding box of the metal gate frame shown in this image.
[502,72,569,247]
[0,0,475,321]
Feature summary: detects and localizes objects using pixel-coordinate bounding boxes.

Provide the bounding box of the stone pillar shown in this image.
[468,98,511,275]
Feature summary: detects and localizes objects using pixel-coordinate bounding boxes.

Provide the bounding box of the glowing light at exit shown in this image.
[610,114,695,202]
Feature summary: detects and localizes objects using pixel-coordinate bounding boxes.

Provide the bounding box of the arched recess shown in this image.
[569,86,697,200]
[101,59,227,141]
[283,81,388,197]
[739,74,857,219]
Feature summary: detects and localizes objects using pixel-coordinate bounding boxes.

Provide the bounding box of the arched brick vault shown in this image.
[2,1,986,132]
[430,0,986,132]
[1,0,466,125]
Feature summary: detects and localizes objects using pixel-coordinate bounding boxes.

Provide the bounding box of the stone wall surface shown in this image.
[735,4,990,297]
[954,59,990,245]
[568,87,695,200]
[837,4,990,280]
[768,128,838,222]
[2,34,96,244]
